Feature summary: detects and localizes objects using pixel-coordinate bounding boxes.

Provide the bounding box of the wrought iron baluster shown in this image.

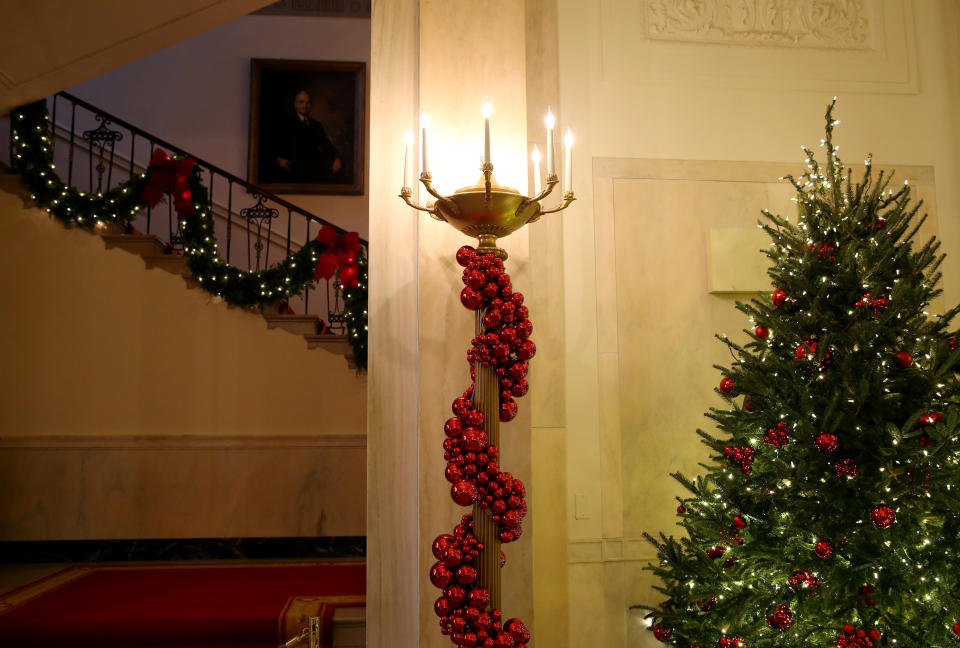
[168,189,174,250]
[82,115,122,192]
[304,220,311,313]
[265,208,274,267]
[129,132,136,179]
[286,208,292,257]
[67,103,76,186]
[240,193,278,272]
[226,180,233,263]
[51,95,57,155]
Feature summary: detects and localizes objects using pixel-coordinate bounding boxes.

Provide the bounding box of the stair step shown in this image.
[263,314,322,336]
[102,234,166,257]
[143,254,191,277]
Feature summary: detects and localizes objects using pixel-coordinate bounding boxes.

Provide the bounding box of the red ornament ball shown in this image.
[461,287,484,310]
[754,325,770,339]
[766,604,793,630]
[814,540,833,558]
[743,396,755,411]
[920,411,944,426]
[499,400,518,422]
[677,505,686,514]
[718,637,744,648]
[894,351,913,368]
[433,534,456,560]
[953,622,960,637]
[870,505,896,528]
[795,339,818,360]
[456,246,476,267]
[719,376,736,396]
[772,288,787,307]
[815,432,839,453]
[516,340,537,360]
[430,562,454,588]
[652,625,672,642]
[732,515,747,529]
[451,480,478,506]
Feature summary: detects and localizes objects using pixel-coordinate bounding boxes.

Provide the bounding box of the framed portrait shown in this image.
[248,59,365,195]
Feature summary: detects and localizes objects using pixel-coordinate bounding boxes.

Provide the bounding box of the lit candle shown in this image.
[403,129,413,188]
[482,100,493,166]
[563,128,573,194]
[531,145,541,195]
[545,108,555,178]
[420,110,431,174]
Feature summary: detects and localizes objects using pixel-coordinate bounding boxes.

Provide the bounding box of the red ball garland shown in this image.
[763,422,790,449]
[435,247,535,648]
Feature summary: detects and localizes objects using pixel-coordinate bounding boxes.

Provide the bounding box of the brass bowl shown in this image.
[433,177,541,257]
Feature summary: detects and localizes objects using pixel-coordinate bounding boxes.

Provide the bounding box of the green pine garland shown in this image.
[11,100,367,369]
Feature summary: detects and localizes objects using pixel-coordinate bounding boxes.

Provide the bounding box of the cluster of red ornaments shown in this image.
[788,569,820,591]
[835,625,882,647]
[763,422,790,449]
[430,515,530,648]
[459,246,535,424]
[854,292,889,315]
[723,445,755,474]
[444,398,528,543]
[765,604,793,630]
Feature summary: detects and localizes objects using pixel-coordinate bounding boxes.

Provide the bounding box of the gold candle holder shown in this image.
[401,163,574,612]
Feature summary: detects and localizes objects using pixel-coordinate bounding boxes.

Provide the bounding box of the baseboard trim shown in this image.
[0,434,366,449]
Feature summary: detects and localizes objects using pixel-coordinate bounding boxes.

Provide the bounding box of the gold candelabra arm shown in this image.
[514,173,559,221]
[420,171,447,203]
[538,189,576,215]
[399,186,446,221]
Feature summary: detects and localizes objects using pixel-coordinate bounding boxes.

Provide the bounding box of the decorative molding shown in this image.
[0,434,366,449]
[254,0,370,19]
[644,0,873,49]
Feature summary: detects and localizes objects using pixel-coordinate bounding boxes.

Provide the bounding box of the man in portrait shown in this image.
[272,90,343,184]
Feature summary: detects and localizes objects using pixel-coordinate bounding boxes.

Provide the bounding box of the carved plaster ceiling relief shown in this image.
[644,0,873,49]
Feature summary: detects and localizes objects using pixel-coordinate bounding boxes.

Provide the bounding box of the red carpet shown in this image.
[0,560,364,647]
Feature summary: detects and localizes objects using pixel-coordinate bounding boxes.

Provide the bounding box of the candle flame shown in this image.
[531,145,541,163]
[420,110,431,128]
[564,129,574,148]
[545,108,555,129]
[482,101,493,119]
[404,129,414,146]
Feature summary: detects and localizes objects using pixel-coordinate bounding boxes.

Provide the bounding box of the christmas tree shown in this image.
[640,101,960,647]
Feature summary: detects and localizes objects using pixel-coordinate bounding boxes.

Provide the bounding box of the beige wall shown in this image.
[554,1,960,646]
[0,182,366,539]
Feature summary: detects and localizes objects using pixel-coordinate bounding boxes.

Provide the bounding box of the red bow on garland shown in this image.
[314,224,361,288]
[140,148,197,215]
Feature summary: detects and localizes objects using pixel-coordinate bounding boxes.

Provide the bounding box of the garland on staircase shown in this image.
[10,100,368,368]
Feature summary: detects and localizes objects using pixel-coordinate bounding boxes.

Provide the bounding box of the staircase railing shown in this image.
[17,92,368,336]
